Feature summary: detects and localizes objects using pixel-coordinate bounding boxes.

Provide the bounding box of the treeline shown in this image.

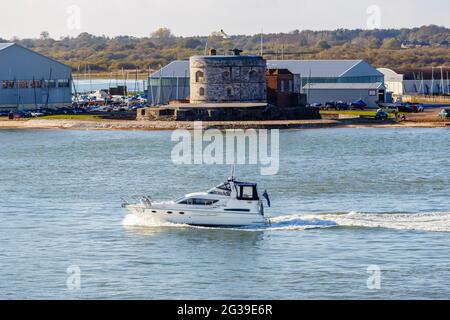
[1,25,449,73]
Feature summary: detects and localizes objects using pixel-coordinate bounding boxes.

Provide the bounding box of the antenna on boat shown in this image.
[229,164,236,182]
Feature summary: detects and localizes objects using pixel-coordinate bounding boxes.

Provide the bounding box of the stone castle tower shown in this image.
[189,50,267,104]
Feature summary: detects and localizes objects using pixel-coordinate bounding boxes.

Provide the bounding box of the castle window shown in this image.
[195,71,204,83]
[249,70,258,81]
[199,87,205,96]
[226,87,233,96]
[223,70,230,80]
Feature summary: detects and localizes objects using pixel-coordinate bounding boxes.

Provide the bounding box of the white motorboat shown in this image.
[122,176,270,227]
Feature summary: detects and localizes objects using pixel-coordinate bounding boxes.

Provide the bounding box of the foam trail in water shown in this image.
[122,214,186,228]
[122,213,337,232]
[265,215,338,231]
[122,212,450,233]
[302,211,450,233]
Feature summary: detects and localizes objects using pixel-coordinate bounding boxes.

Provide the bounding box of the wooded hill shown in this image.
[2,25,449,74]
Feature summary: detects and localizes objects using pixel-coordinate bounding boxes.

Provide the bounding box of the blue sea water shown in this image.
[0,128,449,299]
[73,79,147,93]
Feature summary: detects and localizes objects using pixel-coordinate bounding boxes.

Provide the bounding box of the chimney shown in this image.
[231,48,243,56]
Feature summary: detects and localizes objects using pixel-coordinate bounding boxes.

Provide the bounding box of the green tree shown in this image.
[382,38,401,49]
[40,31,50,40]
[183,38,203,49]
[316,40,331,49]
[151,27,172,38]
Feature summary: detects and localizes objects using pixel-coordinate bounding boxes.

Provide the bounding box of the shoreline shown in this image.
[0,118,449,131]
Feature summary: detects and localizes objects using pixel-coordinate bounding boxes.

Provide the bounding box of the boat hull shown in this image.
[127,205,267,227]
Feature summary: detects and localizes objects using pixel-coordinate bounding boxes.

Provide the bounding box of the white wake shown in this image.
[301,211,450,233]
[122,213,186,228]
[122,211,450,233]
[121,213,337,232]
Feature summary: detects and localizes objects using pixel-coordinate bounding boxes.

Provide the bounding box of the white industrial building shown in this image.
[0,43,72,111]
[377,68,404,96]
[304,83,386,108]
[148,59,385,105]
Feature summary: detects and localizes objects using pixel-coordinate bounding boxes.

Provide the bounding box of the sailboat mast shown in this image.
[134,68,138,94]
[431,66,435,96]
[33,76,37,109]
[260,29,263,57]
[88,65,92,92]
[45,68,53,109]
[447,71,450,95]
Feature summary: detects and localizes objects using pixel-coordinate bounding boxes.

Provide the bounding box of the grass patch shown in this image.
[320,110,400,120]
[320,110,377,116]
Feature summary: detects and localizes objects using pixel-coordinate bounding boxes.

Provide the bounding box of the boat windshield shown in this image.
[208,182,231,196]
[175,197,186,203]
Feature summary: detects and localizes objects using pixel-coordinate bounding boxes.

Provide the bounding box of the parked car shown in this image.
[336,101,350,110]
[69,108,85,114]
[99,105,114,112]
[439,108,450,119]
[322,101,337,110]
[30,111,46,117]
[55,107,72,114]
[409,104,425,113]
[375,110,389,120]
[378,104,399,113]
[309,103,322,108]
[130,104,145,110]
[39,108,57,115]
[397,105,414,113]
[13,111,32,119]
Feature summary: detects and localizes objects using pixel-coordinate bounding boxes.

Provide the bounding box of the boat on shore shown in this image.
[122,176,270,227]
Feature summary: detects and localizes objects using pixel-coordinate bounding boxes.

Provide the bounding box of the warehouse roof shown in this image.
[377,68,404,81]
[151,61,190,78]
[0,43,71,70]
[150,59,383,79]
[191,55,263,61]
[0,43,14,51]
[303,82,385,90]
[267,60,383,78]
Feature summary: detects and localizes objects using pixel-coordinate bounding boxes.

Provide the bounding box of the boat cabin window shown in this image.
[208,182,231,196]
[236,184,259,201]
[178,198,219,205]
[242,186,254,199]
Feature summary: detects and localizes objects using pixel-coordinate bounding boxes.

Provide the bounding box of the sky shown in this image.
[0,0,449,39]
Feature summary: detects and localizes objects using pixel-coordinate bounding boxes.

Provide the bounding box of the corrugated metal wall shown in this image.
[0,44,72,109]
[307,89,382,108]
[148,78,190,105]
